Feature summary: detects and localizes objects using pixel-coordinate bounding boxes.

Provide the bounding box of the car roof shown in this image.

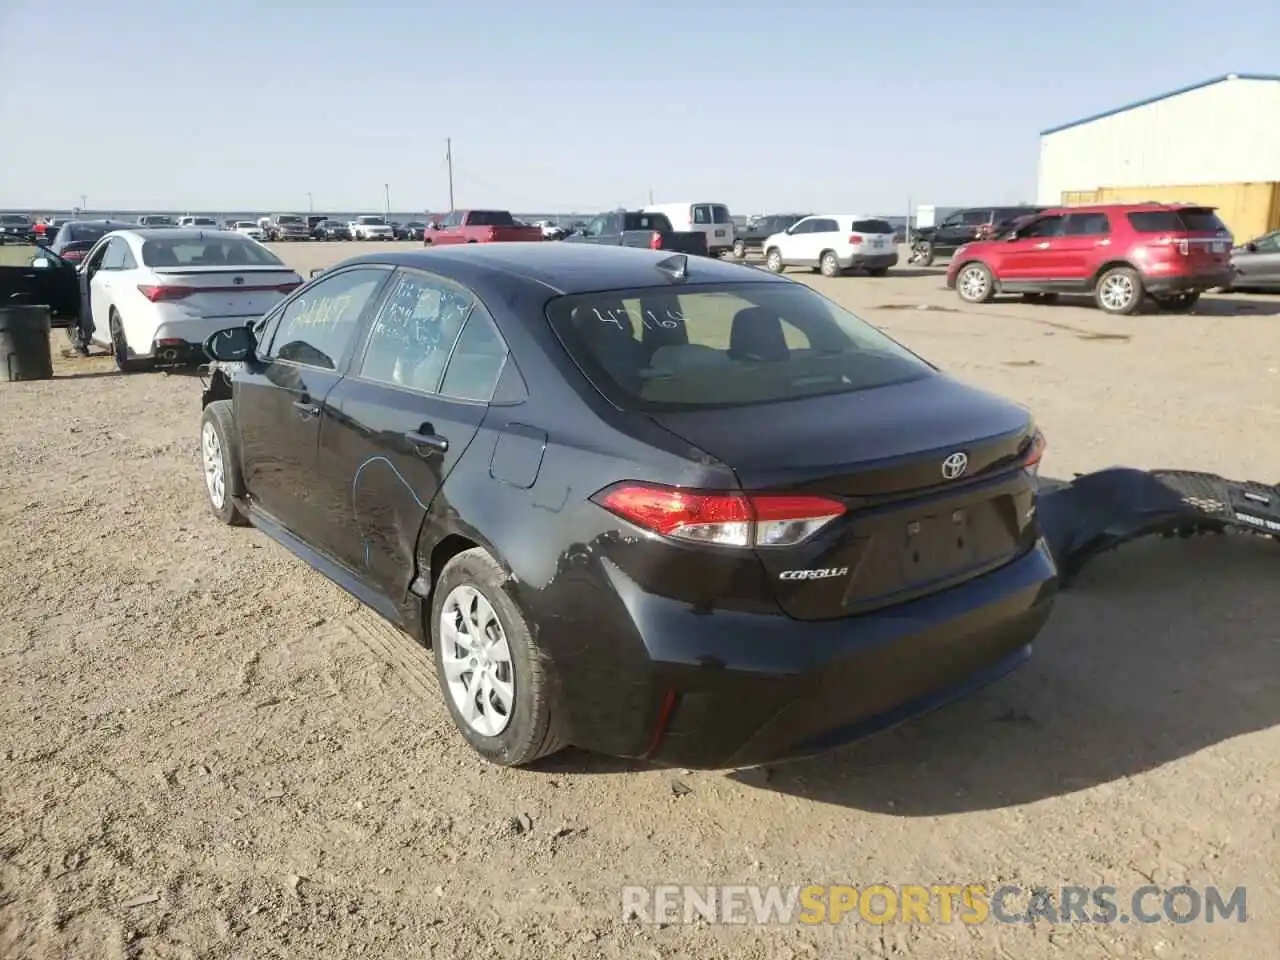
[114,228,245,240]
[338,243,792,295]
[1041,202,1214,215]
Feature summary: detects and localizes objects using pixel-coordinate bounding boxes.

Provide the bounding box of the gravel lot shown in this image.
[3,241,1278,960]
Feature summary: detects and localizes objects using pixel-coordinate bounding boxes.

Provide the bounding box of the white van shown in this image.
[643,202,734,257]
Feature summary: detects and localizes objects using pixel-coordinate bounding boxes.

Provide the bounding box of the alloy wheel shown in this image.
[202,421,225,509]
[959,266,989,300]
[439,585,516,737]
[1100,274,1136,312]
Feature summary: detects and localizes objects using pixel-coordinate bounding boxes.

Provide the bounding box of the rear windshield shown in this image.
[546,283,933,411]
[67,223,122,242]
[710,205,732,224]
[467,210,515,226]
[1,214,30,224]
[141,236,284,267]
[357,216,385,224]
[622,213,672,232]
[850,219,894,234]
[1126,208,1228,233]
[276,216,304,224]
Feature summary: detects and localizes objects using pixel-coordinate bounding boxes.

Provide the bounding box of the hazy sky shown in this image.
[2,0,1276,213]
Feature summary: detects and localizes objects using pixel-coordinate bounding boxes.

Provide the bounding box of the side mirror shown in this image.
[1244,242,1258,253]
[30,257,50,269]
[204,324,256,362]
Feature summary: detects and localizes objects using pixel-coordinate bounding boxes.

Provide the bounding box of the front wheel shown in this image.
[819,251,842,277]
[1094,266,1144,315]
[955,262,995,303]
[765,247,785,273]
[200,401,250,526]
[431,548,566,767]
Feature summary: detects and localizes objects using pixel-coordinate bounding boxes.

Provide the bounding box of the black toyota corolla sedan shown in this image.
[198,243,1057,768]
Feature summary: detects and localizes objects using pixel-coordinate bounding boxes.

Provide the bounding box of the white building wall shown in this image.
[1037,77,1280,205]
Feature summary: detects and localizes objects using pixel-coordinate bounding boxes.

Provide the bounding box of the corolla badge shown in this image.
[941,451,969,480]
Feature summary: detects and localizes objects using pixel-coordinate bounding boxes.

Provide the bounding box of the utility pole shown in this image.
[306,192,313,213]
[80,194,87,212]
[384,183,390,221]
[446,138,454,211]
[648,187,654,205]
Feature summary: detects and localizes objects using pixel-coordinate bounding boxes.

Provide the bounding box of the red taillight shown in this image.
[1022,430,1046,474]
[649,231,663,250]
[847,235,863,246]
[591,482,845,548]
[137,284,195,302]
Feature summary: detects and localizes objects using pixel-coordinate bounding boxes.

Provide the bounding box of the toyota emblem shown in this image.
[233,276,244,285]
[941,452,968,480]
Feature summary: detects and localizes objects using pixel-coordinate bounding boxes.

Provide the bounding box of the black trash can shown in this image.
[0,305,54,382]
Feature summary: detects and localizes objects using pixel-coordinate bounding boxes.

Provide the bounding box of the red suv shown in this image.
[945,203,1234,315]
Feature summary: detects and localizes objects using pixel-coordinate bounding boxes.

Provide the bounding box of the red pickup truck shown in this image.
[422,209,543,245]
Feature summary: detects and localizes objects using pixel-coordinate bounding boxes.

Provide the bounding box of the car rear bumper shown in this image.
[547,539,1058,768]
[843,251,899,269]
[1144,271,1234,295]
[150,317,259,355]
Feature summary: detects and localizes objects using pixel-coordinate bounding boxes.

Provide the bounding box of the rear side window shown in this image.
[141,236,284,267]
[711,205,731,224]
[546,283,933,411]
[692,205,712,225]
[810,218,839,232]
[850,219,894,234]
[1063,212,1111,236]
[1127,208,1228,233]
[440,305,508,402]
[961,210,992,226]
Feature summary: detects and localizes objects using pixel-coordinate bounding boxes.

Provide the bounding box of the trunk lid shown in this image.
[648,376,1042,620]
[144,266,301,318]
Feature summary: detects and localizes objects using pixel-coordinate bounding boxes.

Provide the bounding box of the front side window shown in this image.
[266,268,388,370]
[546,282,933,411]
[356,269,479,392]
[710,205,732,224]
[961,209,992,226]
[1017,216,1065,239]
[100,238,134,270]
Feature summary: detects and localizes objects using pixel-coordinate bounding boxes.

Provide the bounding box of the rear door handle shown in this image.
[292,398,320,419]
[405,430,449,456]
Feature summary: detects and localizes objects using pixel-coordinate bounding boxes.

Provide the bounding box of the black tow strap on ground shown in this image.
[1036,468,1280,586]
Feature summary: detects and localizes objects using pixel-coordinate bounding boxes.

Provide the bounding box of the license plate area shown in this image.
[841,495,1023,607]
[714,229,726,237]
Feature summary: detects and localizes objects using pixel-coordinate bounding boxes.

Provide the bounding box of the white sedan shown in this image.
[233,220,265,241]
[74,228,303,371]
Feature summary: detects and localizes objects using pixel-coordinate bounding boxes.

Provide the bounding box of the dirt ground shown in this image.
[3,241,1278,960]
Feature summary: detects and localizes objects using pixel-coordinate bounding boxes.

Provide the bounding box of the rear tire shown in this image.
[765,247,785,273]
[431,548,567,767]
[910,241,935,267]
[1094,266,1144,315]
[955,262,995,303]
[200,401,250,526]
[109,310,152,373]
[819,251,841,277]
[732,239,746,260]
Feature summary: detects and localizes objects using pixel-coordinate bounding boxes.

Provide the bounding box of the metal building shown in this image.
[1037,73,1280,240]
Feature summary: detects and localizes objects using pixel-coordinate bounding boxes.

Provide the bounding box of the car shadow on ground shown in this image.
[731,532,1279,813]
[984,293,1280,317]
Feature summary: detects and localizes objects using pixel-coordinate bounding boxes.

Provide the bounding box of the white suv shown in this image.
[762,215,898,277]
